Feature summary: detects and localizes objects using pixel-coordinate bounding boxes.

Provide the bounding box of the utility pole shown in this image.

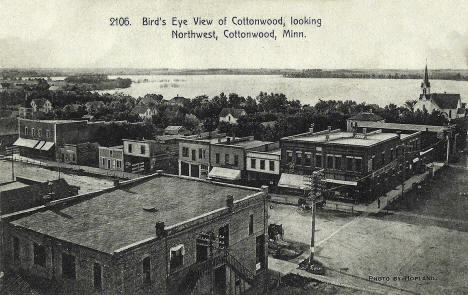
[308,169,324,267]
[11,149,15,181]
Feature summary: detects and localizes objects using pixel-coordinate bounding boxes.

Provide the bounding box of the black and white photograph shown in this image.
[0,0,467,294]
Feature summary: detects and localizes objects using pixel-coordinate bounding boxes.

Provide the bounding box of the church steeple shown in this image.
[421,61,430,96]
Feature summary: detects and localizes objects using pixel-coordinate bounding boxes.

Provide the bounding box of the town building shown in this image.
[1,173,269,295]
[57,142,99,166]
[164,125,187,135]
[219,108,247,125]
[279,126,421,203]
[246,147,281,187]
[98,145,124,171]
[209,138,276,184]
[123,139,166,173]
[0,177,78,215]
[13,118,98,161]
[414,64,466,120]
[30,99,53,114]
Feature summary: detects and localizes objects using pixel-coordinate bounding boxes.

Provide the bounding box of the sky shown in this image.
[0,0,467,69]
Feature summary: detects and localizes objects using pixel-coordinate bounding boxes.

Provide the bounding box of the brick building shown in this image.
[246,148,281,187]
[1,173,269,294]
[57,142,99,166]
[279,126,421,203]
[123,139,166,173]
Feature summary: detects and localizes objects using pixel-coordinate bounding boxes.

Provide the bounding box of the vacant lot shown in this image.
[0,160,113,194]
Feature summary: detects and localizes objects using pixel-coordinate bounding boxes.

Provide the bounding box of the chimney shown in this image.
[226,195,234,211]
[328,126,332,133]
[309,123,315,133]
[155,222,166,238]
[363,128,367,139]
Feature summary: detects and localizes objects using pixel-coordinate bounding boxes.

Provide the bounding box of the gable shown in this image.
[427,93,460,109]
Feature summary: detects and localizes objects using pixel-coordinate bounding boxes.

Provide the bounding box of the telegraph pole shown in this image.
[308,169,324,267]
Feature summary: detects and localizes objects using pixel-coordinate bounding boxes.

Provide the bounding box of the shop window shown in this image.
[304,153,311,166]
[260,160,265,170]
[142,257,151,284]
[327,155,334,169]
[170,245,184,270]
[295,152,302,165]
[93,263,102,290]
[62,253,76,279]
[33,242,46,267]
[346,157,353,171]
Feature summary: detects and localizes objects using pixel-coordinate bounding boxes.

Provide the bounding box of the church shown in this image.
[414,64,466,120]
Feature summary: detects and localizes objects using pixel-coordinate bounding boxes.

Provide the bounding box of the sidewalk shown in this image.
[10,154,140,180]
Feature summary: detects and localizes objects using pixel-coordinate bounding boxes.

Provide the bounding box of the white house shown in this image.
[218,108,247,124]
[30,98,53,113]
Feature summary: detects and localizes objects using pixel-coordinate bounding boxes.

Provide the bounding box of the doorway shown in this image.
[214,266,226,295]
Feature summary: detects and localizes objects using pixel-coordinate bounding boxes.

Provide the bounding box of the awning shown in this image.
[13,138,39,148]
[208,167,242,181]
[323,178,358,186]
[278,173,309,190]
[40,142,54,151]
[34,141,46,150]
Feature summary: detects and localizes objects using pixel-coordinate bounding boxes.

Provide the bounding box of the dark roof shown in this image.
[31,98,48,107]
[423,93,461,109]
[10,175,257,253]
[219,108,246,118]
[348,112,384,122]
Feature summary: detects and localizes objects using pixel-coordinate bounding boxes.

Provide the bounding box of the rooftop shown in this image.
[10,175,258,254]
[0,181,29,192]
[356,121,451,133]
[229,140,273,149]
[288,131,398,147]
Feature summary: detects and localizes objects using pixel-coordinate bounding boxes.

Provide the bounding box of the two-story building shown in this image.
[98,146,125,171]
[279,126,421,203]
[13,118,95,161]
[1,173,269,295]
[123,139,164,173]
[246,147,281,187]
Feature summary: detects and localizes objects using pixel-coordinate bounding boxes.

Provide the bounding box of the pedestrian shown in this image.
[377,198,381,209]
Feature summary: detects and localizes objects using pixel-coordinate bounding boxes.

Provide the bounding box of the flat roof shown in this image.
[289,131,398,147]
[0,181,29,192]
[229,140,272,149]
[10,175,257,254]
[356,121,451,133]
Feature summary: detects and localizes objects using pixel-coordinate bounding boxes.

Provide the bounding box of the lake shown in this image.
[98,75,468,107]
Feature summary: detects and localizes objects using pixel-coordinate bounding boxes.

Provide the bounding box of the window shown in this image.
[31,128,35,137]
[128,144,133,153]
[381,152,385,166]
[116,160,122,168]
[141,145,146,155]
[234,155,239,166]
[327,155,334,169]
[249,214,254,235]
[251,158,256,169]
[46,129,50,138]
[198,148,202,159]
[335,156,341,170]
[13,236,19,261]
[225,154,230,164]
[346,157,353,171]
[295,152,302,165]
[62,253,76,279]
[196,243,208,262]
[355,158,362,172]
[38,129,42,137]
[256,235,265,270]
[304,153,311,166]
[25,127,28,135]
[191,149,196,161]
[216,153,220,164]
[170,245,184,270]
[269,160,275,171]
[142,257,151,284]
[286,151,292,163]
[202,150,206,159]
[182,147,189,157]
[315,154,322,168]
[260,160,265,170]
[109,150,113,156]
[33,243,46,267]
[93,263,102,290]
